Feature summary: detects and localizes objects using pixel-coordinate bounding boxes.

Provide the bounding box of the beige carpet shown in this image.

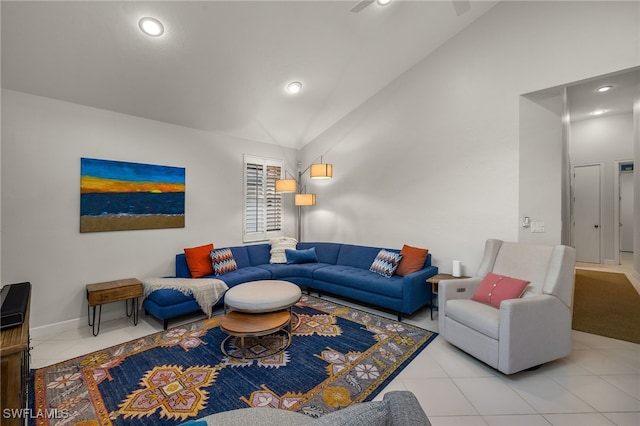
[572,269,640,344]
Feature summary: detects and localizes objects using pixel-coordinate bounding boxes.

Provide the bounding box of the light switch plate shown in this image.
[531,222,545,233]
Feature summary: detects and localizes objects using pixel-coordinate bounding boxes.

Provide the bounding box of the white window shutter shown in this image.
[243,155,283,242]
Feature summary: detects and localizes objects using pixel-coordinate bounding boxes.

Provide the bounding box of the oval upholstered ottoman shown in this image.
[223,280,301,313]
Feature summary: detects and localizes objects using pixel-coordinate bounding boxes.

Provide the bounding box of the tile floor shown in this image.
[31,259,640,426]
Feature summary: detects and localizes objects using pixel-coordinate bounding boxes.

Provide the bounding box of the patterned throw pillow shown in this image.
[369,249,402,278]
[210,248,238,276]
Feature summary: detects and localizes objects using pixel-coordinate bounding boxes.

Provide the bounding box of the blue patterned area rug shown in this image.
[30,295,436,425]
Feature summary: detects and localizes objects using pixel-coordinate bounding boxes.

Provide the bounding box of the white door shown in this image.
[573,164,601,263]
[620,167,634,252]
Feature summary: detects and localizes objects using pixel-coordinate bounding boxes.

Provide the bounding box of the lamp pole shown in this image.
[297,170,302,242]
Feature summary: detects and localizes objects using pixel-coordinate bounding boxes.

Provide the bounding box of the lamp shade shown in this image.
[275,178,297,193]
[310,163,333,179]
[295,193,316,206]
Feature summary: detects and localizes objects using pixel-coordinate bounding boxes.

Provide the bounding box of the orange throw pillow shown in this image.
[184,243,214,278]
[396,244,429,276]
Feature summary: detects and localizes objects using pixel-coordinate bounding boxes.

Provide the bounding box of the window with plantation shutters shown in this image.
[243,155,283,242]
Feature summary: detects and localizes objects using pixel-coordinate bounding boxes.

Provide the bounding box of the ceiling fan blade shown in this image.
[350,0,375,13]
[452,0,471,16]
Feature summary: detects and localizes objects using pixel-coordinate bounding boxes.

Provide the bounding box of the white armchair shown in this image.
[438,239,576,375]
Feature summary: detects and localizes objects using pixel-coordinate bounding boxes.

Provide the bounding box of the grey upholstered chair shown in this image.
[438,239,576,375]
[179,391,430,425]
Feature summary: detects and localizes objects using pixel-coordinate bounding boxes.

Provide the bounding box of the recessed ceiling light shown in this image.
[596,85,613,93]
[591,109,607,116]
[376,0,392,6]
[139,17,164,37]
[286,81,302,94]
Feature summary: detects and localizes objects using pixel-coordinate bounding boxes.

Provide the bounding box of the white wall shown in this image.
[570,113,635,263]
[1,90,297,331]
[634,95,640,279]
[519,93,564,245]
[301,1,640,277]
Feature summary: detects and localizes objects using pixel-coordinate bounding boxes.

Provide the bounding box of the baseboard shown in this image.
[30,309,134,340]
[603,259,617,266]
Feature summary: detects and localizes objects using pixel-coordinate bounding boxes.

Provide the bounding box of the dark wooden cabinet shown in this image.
[1,291,30,426]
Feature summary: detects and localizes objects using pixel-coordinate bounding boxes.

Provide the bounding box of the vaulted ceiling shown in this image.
[1,1,499,148]
[4,1,636,149]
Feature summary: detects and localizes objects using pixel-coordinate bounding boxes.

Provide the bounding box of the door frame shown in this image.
[571,162,604,264]
[614,159,634,264]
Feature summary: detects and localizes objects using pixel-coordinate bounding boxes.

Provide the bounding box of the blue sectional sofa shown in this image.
[142,242,438,328]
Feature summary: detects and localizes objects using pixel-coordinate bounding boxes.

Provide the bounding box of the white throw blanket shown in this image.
[142,277,228,318]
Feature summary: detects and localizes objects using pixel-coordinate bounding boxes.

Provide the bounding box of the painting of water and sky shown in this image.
[80,158,185,232]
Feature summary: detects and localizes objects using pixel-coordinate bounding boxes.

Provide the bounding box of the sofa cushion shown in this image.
[396,245,429,276]
[145,288,195,306]
[446,299,500,339]
[214,267,271,287]
[314,265,404,298]
[286,247,318,264]
[226,246,250,268]
[297,242,342,264]
[184,243,214,278]
[210,248,238,276]
[176,253,192,278]
[257,263,330,279]
[337,244,388,269]
[245,244,271,266]
[143,298,202,322]
[369,249,402,278]
[471,272,529,308]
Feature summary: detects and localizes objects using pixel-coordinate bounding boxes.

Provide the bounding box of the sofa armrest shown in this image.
[400,266,438,315]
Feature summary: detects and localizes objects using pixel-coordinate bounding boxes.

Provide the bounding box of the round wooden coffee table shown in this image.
[220,309,292,359]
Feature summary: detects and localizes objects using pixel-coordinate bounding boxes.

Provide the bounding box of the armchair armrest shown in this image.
[498,294,572,374]
[438,277,481,332]
[384,391,431,426]
[438,277,482,303]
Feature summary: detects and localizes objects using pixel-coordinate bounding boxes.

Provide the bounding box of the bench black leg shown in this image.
[89,305,102,336]
[126,297,139,325]
[163,319,169,330]
[397,312,402,322]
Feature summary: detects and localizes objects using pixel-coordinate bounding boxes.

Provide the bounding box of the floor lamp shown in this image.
[275,156,332,241]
